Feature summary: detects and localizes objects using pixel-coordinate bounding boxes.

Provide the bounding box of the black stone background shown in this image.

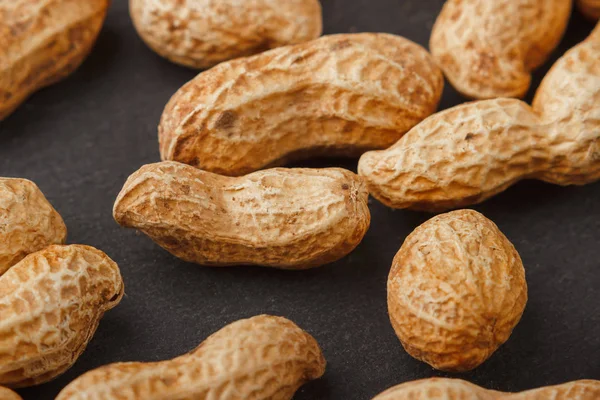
[1,1,599,399]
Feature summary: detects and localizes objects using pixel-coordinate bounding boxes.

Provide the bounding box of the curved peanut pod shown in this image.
[372,378,600,400]
[114,161,370,269]
[578,0,600,20]
[159,33,444,176]
[388,210,527,372]
[56,315,326,400]
[0,178,67,276]
[359,25,600,211]
[130,0,322,69]
[0,0,109,120]
[0,386,22,400]
[430,0,572,99]
[0,245,124,388]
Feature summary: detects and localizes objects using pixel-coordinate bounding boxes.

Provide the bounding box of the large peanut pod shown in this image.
[0,386,22,400]
[388,210,527,372]
[57,315,326,400]
[0,178,67,275]
[114,161,370,269]
[0,0,110,120]
[159,33,444,176]
[130,0,323,69]
[579,0,600,20]
[372,378,600,400]
[430,0,572,99]
[359,24,600,211]
[0,245,124,387]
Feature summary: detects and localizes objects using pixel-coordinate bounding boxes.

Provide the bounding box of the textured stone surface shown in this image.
[129,0,322,69]
[0,178,67,276]
[0,245,124,388]
[0,0,109,120]
[114,161,370,269]
[56,315,325,400]
[430,0,572,99]
[372,378,600,400]
[579,0,600,20]
[387,210,527,372]
[158,33,444,176]
[359,23,600,211]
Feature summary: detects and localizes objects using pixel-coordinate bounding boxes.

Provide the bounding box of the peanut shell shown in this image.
[129,0,323,69]
[159,33,444,176]
[0,386,22,400]
[0,245,124,387]
[387,210,527,372]
[579,0,600,20]
[113,161,370,269]
[56,315,326,400]
[0,178,67,276]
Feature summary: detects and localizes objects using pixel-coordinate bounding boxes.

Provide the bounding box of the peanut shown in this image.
[387,210,527,372]
[113,161,370,269]
[129,0,323,69]
[430,0,572,99]
[56,315,325,400]
[359,23,600,212]
[0,0,109,120]
[158,33,444,176]
[579,0,600,20]
[372,378,600,400]
[0,245,124,388]
[0,178,67,276]
[0,386,21,400]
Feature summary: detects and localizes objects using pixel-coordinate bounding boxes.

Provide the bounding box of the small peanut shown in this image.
[159,33,444,176]
[387,210,527,372]
[129,0,323,69]
[56,315,325,400]
[0,245,124,388]
[0,0,109,120]
[359,23,600,211]
[114,161,370,269]
[579,0,600,20]
[0,386,21,400]
[430,0,572,99]
[372,378,600,400]
[0,178,67,276]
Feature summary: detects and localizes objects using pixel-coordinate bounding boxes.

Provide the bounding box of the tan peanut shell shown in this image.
[0,386,22,400]
[0,0,109,120]
[372,378,600,400]
[114,161,370,269]
[158,33,444,176]
[430,0,572,99]
[129,0,323,69]
[359,23,600,212]
[387,210,527,372]
[579,0,600,20]
[0,245,124,388]
[0,178,67,276]
[56,315,326,400]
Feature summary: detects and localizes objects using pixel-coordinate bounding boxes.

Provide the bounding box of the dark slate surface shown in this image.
[1,1,598,399]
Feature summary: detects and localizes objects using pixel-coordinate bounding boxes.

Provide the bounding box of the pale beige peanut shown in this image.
[372,378,600,400]
[578,0,600,20]
[359,23,600,212]
[0,245,124,388]
[0,178,67,276]
[0,386,22,400]
[130,0,322,69]
[388,210,527,372]
[56,315,325,400]
[0,0,109,120]
[430,0,572,99]
[114,161,370,270]
[158,33,444,176]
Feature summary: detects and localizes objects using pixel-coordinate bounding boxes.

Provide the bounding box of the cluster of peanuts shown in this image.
[1,0,599,399]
